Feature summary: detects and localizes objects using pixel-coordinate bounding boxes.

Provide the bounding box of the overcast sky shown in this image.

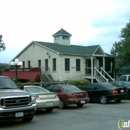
[0,0,130,63]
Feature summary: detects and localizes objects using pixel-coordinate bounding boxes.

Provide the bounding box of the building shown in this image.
[2,28,115,86]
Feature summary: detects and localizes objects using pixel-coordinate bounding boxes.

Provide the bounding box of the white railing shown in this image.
[94,67,108,82]
[100,67,114,81]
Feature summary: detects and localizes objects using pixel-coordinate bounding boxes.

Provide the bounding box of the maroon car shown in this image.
[46,84,90,108]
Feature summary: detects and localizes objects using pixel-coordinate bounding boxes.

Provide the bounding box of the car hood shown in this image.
[0,89,30,97]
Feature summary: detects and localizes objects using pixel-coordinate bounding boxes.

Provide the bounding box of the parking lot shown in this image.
[0,100,130,130]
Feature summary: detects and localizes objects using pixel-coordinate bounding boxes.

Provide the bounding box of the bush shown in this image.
[66,79,90,89]
[27,80,36,83]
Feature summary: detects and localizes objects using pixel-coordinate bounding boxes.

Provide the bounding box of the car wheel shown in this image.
[115,99,122,103]
[45,108,53,112]
[22,116,33,122]
[77,104,84,107]
[59,99,66,109]
[100,95,108,104]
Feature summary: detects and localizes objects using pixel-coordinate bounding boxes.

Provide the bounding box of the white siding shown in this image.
[17,43,86,81]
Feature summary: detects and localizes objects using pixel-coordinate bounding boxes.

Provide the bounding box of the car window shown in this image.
[47,86,53,91]
[53,86,60,93]
[62,85,80,91]
[92,84,102,90]
[25,86,49,93]
[0,78,18,89]
[119,76,127,81]
[83,84,93,90]
[125,82,130,88]
[128,76,130,81]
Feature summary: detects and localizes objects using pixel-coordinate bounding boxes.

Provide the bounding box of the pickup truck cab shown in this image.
[0,76,37,122]
[118,75,130,81]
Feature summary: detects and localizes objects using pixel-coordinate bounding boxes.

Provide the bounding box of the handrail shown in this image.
[100,67,114,81]
[94,67,108,82]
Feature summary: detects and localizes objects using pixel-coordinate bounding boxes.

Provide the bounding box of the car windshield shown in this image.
[0,77,18,89]
[62,85,80,91]
[25,86,50,93]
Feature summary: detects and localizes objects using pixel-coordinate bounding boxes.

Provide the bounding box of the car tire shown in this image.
[115,99,122,103]
[45,108,53,112]
[59,99,66,109]
[22,116,33,122]
[77,104,84,107]
[100,95,108,104]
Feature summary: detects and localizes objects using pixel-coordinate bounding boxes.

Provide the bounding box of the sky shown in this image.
[0,0,130,64]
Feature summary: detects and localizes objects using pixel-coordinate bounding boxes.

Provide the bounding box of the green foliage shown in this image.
[111,20,130,67]
[27,79,36,83]
[66,79,90,89]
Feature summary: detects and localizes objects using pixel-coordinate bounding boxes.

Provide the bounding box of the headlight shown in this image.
[31,95,36,104]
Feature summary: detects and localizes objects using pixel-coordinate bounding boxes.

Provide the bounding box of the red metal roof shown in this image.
[2,68,40,80]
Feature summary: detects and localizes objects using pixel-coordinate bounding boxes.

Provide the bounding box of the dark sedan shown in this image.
[82,83,128,104]
[46,84,90,109]
[110,81,130,99]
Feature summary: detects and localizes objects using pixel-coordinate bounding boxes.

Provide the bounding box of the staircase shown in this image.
[94,67,114,83]
[40,67,54,87]
[40,67,65,87]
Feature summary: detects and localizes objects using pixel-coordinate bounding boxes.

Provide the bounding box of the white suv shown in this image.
[118,75,130,81]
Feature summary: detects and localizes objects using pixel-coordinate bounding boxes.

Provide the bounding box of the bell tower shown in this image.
[52,28,72,46]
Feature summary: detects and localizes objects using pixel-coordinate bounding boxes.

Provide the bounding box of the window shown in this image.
[118,76,127,81]
[28,61,31,68]
[38,60,41,67]
[65,58,70,71]
[53,58,56,71]
[22,61,25,68]
[76,59,80,71]
[45,59,48,71]
[62,36,69,40]
[55,36,60,40]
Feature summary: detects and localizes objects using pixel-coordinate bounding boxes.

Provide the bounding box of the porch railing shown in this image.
[94,67,108,82]
[100,67,114,82]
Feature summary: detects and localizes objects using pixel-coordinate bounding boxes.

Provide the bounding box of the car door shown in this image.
[83,84,96,101]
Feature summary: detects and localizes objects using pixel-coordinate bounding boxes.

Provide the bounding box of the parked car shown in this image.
[82,83,128,104]
[118,75,130,81]
[110,81,130,99]
[23,85,60,112]
[0,76,37,122]
[46,84,90,109]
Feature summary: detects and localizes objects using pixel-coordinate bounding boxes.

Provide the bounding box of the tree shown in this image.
[110,20,130,67]
[0,35,6,52]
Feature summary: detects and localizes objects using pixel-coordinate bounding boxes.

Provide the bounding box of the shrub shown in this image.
[66,79,90,89]
[27,80,36,83]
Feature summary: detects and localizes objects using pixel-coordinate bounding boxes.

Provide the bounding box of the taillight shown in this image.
[70,94,76,98]
[112,89,118,94]
[54,94,59,98]
[86,93,89,97]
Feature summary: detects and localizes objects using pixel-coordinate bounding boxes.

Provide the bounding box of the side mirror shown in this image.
[19,85,24,90]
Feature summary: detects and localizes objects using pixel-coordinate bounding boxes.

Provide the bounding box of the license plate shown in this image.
[46,102,53,106]
[15,112,24,118]
[120,90,124,93]
[80,100,85,104]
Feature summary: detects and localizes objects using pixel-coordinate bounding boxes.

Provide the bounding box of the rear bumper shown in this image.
[107,93,128,101]
[65,97,90,105]
[0,103,37,121]
[36,98,60,109]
